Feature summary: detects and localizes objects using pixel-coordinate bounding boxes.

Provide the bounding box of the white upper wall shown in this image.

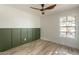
[0,5,40,28]
[41,7,79,49]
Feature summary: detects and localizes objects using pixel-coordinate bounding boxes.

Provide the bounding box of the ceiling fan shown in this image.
[30,4,56,15]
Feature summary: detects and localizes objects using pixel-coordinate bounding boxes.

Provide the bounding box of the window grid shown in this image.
[60,16,76,39]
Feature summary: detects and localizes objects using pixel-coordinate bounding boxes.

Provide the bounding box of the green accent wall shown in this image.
[11,28,21,48]
[21,28,28,44]
[0,28,40,51]
[0,29,11,51]
[27,28,33,42]
[35,28,40,40]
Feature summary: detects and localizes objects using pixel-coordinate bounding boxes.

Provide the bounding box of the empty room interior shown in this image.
[0,4,79,55]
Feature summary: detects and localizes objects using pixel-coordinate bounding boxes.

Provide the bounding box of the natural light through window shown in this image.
[60,16,76,39]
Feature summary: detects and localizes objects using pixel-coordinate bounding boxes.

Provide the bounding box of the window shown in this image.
[60,16,76,38]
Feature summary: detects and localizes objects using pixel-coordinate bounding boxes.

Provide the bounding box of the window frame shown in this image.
[60,16,76,39]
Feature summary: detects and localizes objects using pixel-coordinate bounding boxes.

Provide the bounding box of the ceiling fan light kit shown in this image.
[30,4,56,15]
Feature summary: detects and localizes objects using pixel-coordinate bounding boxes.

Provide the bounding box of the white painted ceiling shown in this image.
[6,4,79,16]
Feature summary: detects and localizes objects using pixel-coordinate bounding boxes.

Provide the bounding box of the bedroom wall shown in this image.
[41,7,79,49]
[0,5,40,28]
[0,5,40,51]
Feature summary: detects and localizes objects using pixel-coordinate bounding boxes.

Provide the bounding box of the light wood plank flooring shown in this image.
[0,39,79,55]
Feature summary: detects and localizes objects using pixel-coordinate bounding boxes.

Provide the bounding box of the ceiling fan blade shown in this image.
[44,4,56,10]
[30,7,41,10]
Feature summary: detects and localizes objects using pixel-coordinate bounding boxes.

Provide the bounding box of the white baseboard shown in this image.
[40,37,48,40]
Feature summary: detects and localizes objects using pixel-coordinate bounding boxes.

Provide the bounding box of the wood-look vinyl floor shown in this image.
[0,39,79,55]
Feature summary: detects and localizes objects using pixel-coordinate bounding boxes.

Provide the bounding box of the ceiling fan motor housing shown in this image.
[42,12,45,15]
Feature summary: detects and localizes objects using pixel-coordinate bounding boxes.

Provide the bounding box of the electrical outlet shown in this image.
[24,38,26,41]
